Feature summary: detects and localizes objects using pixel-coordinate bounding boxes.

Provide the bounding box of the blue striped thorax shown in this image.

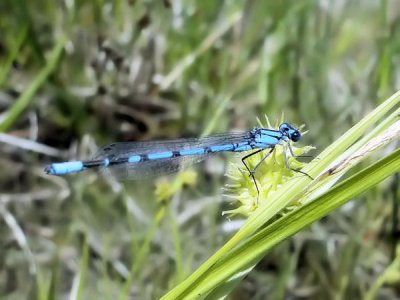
[250,123,301,149]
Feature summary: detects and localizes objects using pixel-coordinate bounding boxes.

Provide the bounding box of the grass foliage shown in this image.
[0,1,399,299]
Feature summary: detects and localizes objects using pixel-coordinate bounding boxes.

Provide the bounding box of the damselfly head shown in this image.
[279,123,301,142]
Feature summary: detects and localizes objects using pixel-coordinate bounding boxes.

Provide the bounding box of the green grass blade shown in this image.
[182,146,400,298]
[161,90,400,299]
[69,238,89,300]
[119,204,167,300]
[0,26,27,86]
[0,34,67,132]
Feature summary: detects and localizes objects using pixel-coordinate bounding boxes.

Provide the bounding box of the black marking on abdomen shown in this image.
[172,151,181,157]
[204,147,212,153]
[109,157,129,166]
[83,160,106,168]
[140,154,149,161]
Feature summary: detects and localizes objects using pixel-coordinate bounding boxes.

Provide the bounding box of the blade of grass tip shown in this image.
[0,34,67,132]
[179,147,400,299]
[162,91,400,298]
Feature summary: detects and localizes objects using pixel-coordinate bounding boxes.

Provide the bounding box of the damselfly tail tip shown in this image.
[43,161,84,176]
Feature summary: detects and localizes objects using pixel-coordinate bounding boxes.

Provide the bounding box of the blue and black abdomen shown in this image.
[44,124,301,179]
[44,132,254,177]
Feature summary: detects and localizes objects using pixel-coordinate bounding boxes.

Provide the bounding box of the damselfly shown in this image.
[45,123,311,195]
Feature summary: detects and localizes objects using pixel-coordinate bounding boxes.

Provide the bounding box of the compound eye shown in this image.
[291,131,301,142]
[279,123,290,133]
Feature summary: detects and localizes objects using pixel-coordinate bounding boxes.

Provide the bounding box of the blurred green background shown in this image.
[0,0,399,299]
